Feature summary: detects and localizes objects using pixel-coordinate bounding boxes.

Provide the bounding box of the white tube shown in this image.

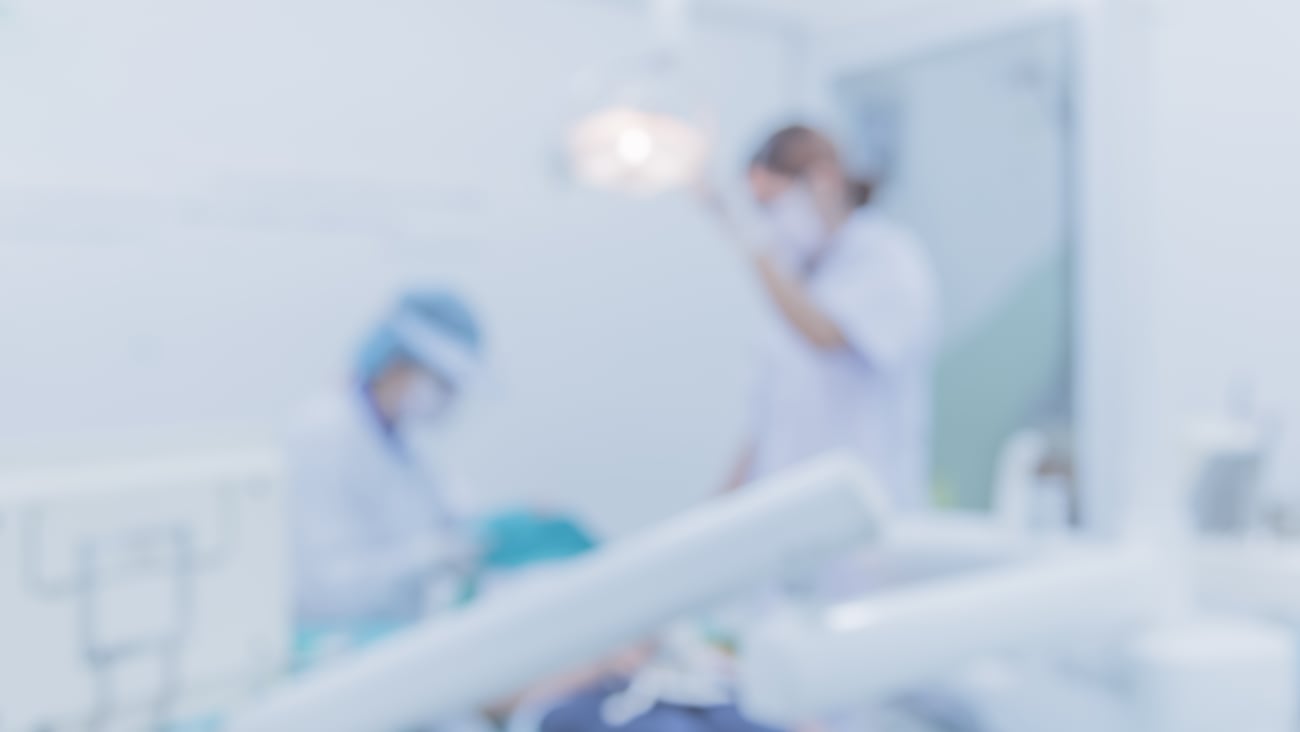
[227,454,887,732]
[739,548,1166,724]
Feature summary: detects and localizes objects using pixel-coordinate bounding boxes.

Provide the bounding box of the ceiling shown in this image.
[590,0,963,42]
[698,0,942,34]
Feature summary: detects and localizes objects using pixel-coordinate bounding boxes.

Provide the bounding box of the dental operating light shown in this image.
[564,0,709,195]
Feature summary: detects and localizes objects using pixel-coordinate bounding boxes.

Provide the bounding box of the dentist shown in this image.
[708,125,941,510]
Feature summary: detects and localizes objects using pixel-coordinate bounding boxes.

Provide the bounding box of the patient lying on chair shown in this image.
[525,621,783,732]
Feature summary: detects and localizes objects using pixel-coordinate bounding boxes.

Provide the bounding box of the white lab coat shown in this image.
[749,207,940,509]
[286,389,469,627]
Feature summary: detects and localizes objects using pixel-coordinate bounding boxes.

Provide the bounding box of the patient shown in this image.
[530,620,784,732]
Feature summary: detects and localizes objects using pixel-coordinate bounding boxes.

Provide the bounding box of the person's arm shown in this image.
[297,506,478,614]
[752,253,850,351]
[290,449,480,616]
[695,183,849,352]
[484,641,658,719]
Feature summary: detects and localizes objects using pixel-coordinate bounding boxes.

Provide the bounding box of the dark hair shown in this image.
[750,124,874,208]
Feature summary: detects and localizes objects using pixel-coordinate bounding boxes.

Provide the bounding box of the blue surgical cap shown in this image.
[355,289,484,388]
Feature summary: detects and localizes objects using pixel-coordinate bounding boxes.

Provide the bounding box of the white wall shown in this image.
[0,0,797,533]
[1128,0,1300,521]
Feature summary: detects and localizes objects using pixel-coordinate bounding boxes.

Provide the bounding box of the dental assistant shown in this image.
[709,125,941,509]
[286,289,487,630]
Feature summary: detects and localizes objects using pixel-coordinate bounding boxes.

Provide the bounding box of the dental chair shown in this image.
[227,450,1300,732]
[226,456,890,732]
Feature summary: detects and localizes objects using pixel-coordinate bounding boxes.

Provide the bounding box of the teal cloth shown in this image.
[476,510,597,569]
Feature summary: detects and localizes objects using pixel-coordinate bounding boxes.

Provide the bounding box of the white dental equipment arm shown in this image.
[226,455,889,732]
[1197,540,1300,621]
[720,413,1294,731]
[738,546,1168,724]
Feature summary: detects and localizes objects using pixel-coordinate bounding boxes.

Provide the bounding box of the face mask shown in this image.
[398,374,455,423]
[765,184,829,265]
